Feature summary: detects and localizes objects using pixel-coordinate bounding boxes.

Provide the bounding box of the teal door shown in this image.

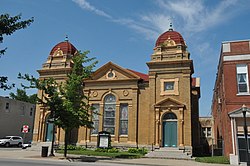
[45,122,53,142]
[163,121,177,147]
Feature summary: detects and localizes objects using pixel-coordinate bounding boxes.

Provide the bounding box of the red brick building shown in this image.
[212,40,250,165]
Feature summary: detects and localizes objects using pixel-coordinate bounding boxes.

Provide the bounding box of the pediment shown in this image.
[88,61,140,81]
[155,98,185,108]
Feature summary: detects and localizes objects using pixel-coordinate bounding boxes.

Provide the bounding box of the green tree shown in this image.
[18,74,63,156]
[28,93,37,104]
[9,88,37,104]
[0,13,34,56]
[9,88,29,102]
[58,51,97,157]
[18,51,97,157]
[0,13,34,90]
[0,76,15,90]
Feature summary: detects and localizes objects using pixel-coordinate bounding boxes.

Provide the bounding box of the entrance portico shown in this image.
[154,98,185,148]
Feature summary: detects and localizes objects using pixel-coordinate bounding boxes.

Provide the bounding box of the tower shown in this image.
[147,26,199,152]
[33,38,78,142]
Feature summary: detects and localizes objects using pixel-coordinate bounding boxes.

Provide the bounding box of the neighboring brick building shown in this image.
[32,27,201,154]
[0,96,36,143]
[212,40,250,165]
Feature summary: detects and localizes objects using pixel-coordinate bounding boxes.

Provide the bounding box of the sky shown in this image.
[1,0,250,116]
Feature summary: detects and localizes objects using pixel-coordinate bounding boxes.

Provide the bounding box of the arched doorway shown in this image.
[45,115,53,142]
[162,112,177,147]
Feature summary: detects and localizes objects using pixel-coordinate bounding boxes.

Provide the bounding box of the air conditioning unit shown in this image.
[218,98,222,104]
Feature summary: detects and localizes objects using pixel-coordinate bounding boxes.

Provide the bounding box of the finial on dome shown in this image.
[168,18,173,31]
[65,35,69,42]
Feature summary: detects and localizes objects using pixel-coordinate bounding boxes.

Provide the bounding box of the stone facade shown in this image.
[32,28,201,154]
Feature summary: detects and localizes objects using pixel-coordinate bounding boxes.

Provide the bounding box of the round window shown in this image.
[108,72,114,78]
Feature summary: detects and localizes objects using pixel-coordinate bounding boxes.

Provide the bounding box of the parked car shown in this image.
[22,142,32,149]
[0,136,23,147]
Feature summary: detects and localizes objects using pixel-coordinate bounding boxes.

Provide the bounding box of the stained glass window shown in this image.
[91,104,100,134]
[119,104,128,135]
[104,94,116,135]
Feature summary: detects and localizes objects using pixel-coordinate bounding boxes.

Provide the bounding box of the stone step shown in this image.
[145,148,194,160]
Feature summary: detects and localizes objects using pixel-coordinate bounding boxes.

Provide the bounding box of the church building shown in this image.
[32,26,201,154]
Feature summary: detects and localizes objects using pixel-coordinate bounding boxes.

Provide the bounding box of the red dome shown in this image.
[50,40,77,55]
[155,29,185,47]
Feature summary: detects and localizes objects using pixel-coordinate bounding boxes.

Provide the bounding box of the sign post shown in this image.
[22,125,29,133]
[22,125,29,143]
[97,131,111,149]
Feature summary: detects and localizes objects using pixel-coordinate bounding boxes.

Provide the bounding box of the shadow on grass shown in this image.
[65,154,141,162]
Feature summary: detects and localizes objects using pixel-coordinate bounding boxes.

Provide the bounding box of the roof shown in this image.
[228,105,250,118]
[127,69,149,81]
[50,40,77,55]
[155,29,185,47]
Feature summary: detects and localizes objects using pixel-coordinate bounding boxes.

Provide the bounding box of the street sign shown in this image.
[22,125,29,133]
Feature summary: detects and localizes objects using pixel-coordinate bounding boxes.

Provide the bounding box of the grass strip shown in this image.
[195,156,230,164]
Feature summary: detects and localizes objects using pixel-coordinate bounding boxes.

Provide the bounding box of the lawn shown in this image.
[56,147,147,159]
[195,156,230,164]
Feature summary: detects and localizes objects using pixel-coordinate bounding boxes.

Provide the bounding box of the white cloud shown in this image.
[156,0,239,33]
[72,0,112,19]
[72,0,246,41]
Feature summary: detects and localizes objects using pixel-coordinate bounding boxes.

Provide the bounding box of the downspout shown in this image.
[136,83,139,149]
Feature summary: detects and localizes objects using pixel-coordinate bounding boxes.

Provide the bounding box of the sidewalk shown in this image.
[0,148,232,166]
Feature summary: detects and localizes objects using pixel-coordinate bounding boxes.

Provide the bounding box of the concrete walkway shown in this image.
[0,148,233,166]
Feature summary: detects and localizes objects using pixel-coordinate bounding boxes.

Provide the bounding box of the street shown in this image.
[0,147,231,166]
[0,158,131,166]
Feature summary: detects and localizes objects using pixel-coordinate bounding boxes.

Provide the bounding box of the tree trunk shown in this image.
[64,129,68,157]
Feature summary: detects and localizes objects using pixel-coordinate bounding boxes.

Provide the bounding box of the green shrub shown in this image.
[108,148,120,153]
[67,145,78,150]
[137,147,148,155]
[58,145,64,150]
[76,146,86,151]
[128,147,148,155]
[95,147,120,153]
[58,145,86,151]
[128,148,138,153]
[95,148,108,152]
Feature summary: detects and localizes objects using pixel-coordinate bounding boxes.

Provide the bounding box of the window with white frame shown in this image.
[119,103,128,135]
[160,78,179,96]
[91,104,100,134]
[103,94,116,135]
[236,64,249,93]
[201,127,212,138]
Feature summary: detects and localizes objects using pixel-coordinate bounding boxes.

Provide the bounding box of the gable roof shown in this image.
[228,105,250,117]
[154,98,185,108]
[127,69,149,82]
[90,61,141,80]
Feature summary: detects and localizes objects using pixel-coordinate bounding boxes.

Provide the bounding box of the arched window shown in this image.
[163,112,177,120]
[103,94,116,134]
